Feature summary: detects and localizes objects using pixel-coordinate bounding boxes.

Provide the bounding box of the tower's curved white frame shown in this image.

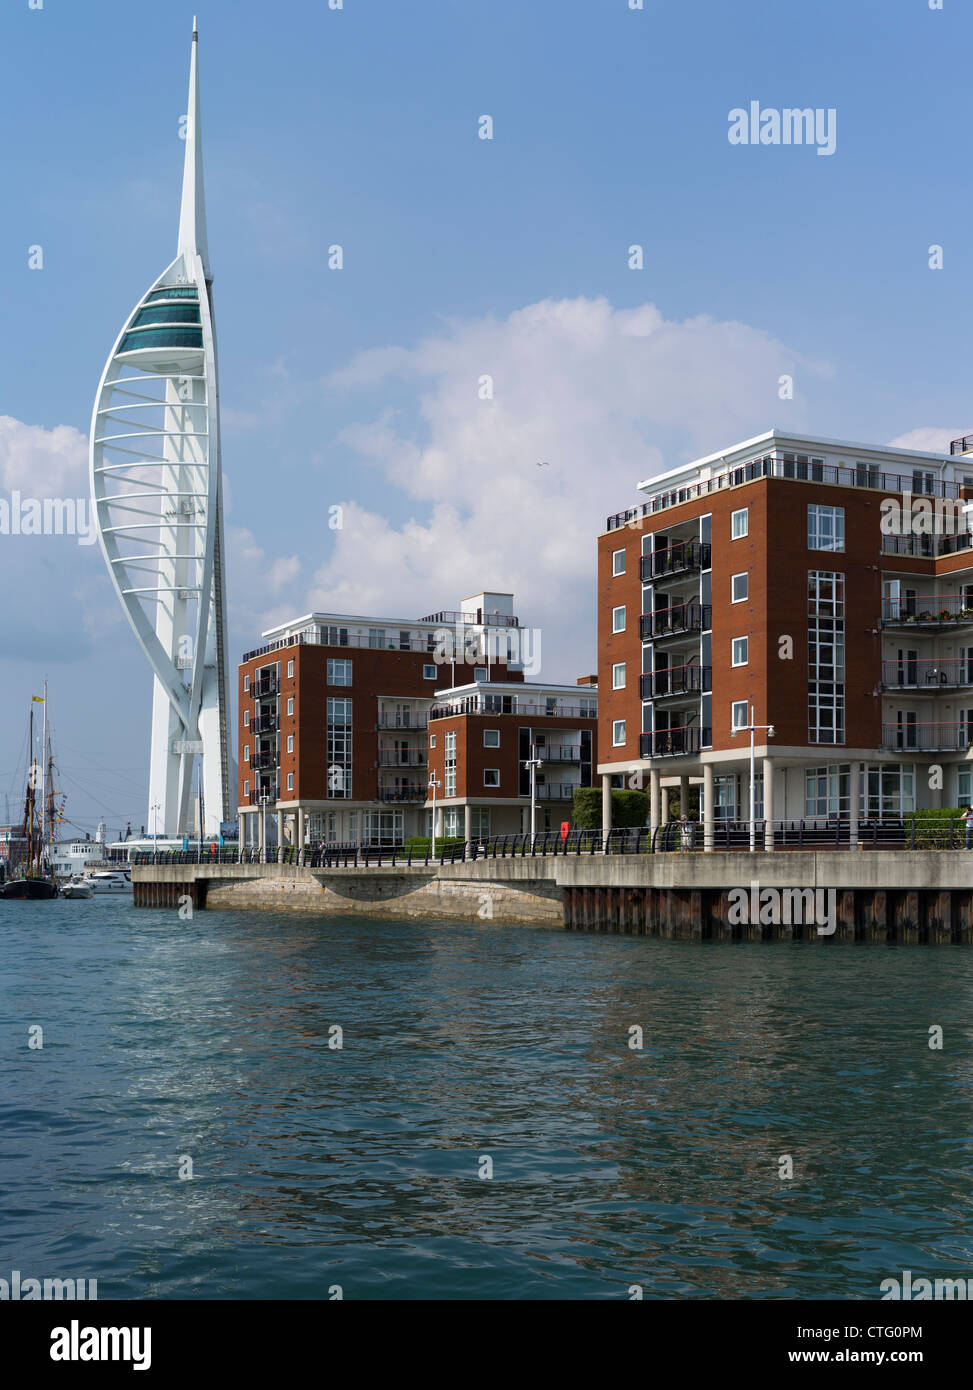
[90,21,233,838]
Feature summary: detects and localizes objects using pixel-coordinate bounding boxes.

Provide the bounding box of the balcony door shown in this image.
[896,649,918,687]
[896,711,917,749]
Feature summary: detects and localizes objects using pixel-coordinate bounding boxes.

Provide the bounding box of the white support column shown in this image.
[660,779,669,826]
[763,757,775,851]
[650,768,661,836]
[258,806,265,861]
[464,803,472,858]
[679,776,689,816]
[276,809,284,863]
[297,806,305,855]
[849,762,860,850]
[435,806,444,838]
[602,773,612,849]
[703,763,714,852]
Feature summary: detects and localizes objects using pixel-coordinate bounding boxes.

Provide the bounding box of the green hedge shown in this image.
[572,787,649,829]
[903,807,969,848]
[404,836,466,850]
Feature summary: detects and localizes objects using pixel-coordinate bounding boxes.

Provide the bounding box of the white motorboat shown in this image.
[85,870,133,895]
[60,876,93,899]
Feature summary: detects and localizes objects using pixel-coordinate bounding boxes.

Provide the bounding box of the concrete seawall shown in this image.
[132,851,973,941]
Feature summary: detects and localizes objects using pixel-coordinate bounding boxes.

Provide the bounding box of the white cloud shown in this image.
[308,296,828,678]
[0,415,87,496]
[887,427,965,455]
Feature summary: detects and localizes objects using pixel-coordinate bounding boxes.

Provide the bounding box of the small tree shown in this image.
[572,787,648,829]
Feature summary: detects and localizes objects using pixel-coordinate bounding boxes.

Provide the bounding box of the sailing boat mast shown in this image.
[40,680,47,854]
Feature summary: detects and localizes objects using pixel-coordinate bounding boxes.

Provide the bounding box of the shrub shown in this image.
[572,787,649,829]
[903,806,967,848]
[404,836,466,851]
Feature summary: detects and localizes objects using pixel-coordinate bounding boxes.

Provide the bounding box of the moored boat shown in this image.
[1,689,59,902]
[60,876,93,900]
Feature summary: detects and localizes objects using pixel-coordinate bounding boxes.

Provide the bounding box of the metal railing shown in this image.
[640,727,701,758]
[881,595,973,624]
[376,751,428,766]
[251,679,279,698]
[880,533,973,559]
[429,702,598,721]
[882,722,973,752]
[881,659,973,689]
[641,665,711,699]
[950,434,973,457]
[607,454,964,530]
[374,715,430,730]
[251,714,278,733]
[641,541,712,581]
[641,603,711,640]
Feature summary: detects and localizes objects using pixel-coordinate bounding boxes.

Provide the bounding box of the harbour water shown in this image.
[1,900,972,1300]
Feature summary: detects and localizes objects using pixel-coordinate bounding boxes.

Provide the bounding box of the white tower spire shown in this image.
[89,22,235,840]
[177,18,210,280]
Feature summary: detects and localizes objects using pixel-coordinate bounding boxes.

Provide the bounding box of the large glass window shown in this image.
[444,731,457,798]
[808,571,845,743]
[805,764,851,817]
[327,658,352,686]
[327,696,352,799]
[808,504,845,552]
[858,763,915,818]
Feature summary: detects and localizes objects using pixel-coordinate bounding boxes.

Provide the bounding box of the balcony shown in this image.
[641,603,711,641]
[882,722,973,752]
[880,534,973,560]
[251,713,278,734]
[252,678,278,699]
[881,595,973,628]
[534,745,583,762]
[882,659,973,690]
[377,785,427,802]
[950,433,973,456]
[247,785,279,805]
[640,540,711,582]
[639,727,702,758]
[375,715,429,731]
[419,608,520,628]
[532,783,582,801]
[377,751,428,767]
[640,665,711,699]
[250,751,277,771]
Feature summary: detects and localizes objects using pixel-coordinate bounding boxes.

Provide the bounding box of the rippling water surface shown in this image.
[1,899,972,1299]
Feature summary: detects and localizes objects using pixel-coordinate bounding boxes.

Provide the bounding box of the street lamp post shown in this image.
[730,704,775,852]
[260,792,270,864]
[523,740,544,846]
[429,772,441,859]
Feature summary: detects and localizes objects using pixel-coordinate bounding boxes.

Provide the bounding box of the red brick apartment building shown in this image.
[237,593,528,850]
[426,678,598,840]
[598,429,973,846]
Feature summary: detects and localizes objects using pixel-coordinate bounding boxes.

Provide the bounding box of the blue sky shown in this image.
[0,0,969,833]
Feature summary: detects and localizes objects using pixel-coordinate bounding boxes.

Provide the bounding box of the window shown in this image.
[243,710,249,727]
[287,660,294,678]
[713,774,736,821]
[612,719,626,746]
[808,504,845,552]
[287,735,294,753]
[423,664,437,679]
[484,729,500,747]
[327,658,352,686]
[326,697,352,799]
[471,807,491,839]
[444,731,457,798]
[287,772,294,791]
[243,674,250,691]
[287,697,294,715]
[805,764,851,818]
[612,548,626,576]
[731,508,748,539]
[444,808,461,837]
[474,668,488,682]
[484,769,500,787]
[612,662,626,690]
[244,745,250,762]
[731,637,748,666]
[429,734,437,748]
[368,629,386,649]
[612,606,626,633]
[731,701,748,731]
[323,625,349,647]
[958,768,971,808]
[808,571,845,744]
[244,779,249,796]
[731,572,748,603]
[580,698,597,718]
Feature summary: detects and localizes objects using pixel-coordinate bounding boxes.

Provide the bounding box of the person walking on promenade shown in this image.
[963,804,973,850]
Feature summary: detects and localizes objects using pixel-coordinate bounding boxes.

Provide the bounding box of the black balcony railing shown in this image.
[252,679,278,699]
[639,726,701,757]
[606,454,963,530]
[641,603,711,640]
[376,751,428,767]
[882,722,973,752]
[247,786,279,805]
[250,752,277,771]
[375,715,429,731]
[640,665,711,699]
[881,595,973,625]
[950,433,973,456]
[640,541,711,581]
[376,785,427,802]
[533,745,583,762]
[882,659,973,689]
[251,713,278,733]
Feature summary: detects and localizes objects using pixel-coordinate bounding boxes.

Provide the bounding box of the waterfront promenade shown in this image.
[132,844,973,942]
